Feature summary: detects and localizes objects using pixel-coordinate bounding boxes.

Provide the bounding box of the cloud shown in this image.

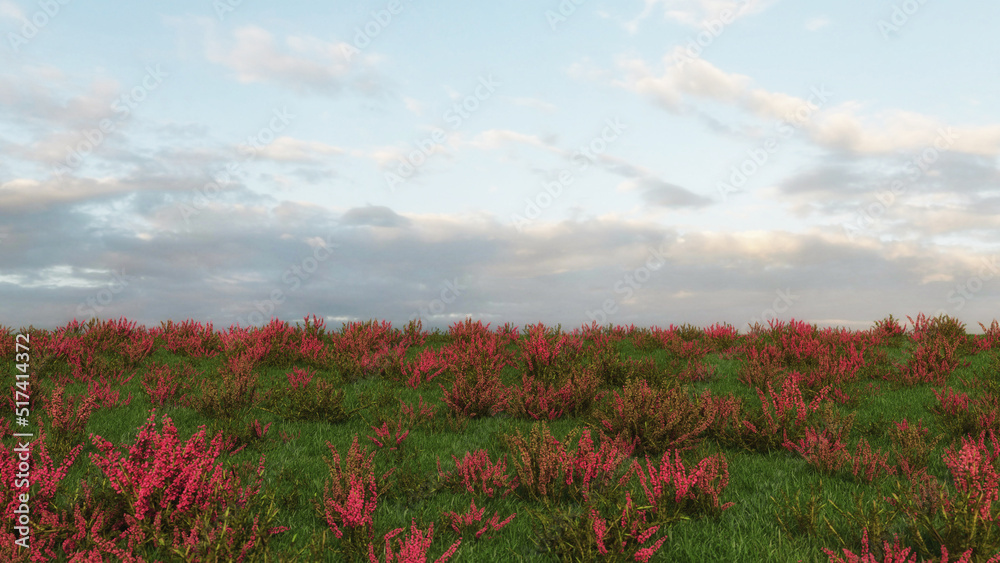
[618,177,714,208]
[464,128,703,205]
[3,186,996,334]
[250,136,345,163]
[0,66,123,131]
[771,153,1000,237]
[566,58,614,83]
[0,176,134,213]
[203,24,381,96]
[809,110,1000,156]
[0,63,179,174]
[612,51,750,112]
[610,51,1000,156]
[624,0,778,32]
[367,140,453,170]
[342,205,412,228]
[805,16,830,31]
[469,130,555,151]
[403,97,424,116]
[0,0,23,21]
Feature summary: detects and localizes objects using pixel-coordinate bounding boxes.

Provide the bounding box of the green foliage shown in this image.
[927,314,973,354]
[523,500,602,561]
[771,478,829,539]
[263,377,350,424]
[182,365,262,421]
[675,323,706,342]
[8,314,1000,562]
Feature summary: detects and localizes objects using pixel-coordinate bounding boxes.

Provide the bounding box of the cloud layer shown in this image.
[1,2,998,335]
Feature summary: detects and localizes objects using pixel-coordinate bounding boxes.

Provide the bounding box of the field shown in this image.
[3,313,1000,562]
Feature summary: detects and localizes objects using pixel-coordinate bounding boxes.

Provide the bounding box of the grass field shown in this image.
[3,313,1000,562]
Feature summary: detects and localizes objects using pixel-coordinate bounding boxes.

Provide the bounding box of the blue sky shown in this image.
[2,0,999,335]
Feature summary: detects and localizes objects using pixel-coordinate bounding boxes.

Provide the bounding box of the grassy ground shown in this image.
[3,318,999,561]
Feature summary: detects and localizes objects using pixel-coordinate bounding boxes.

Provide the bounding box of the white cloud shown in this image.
[469,129,554,151]
[204,25,376,95]
[0,65,124,132]
[805,16,830,31]
[366,142,452,169]
[612,50,751,111]
[2,152,998,333]
[0,0,23,21]
[248,136,345,163]
[808,110,1000,155]
[403,97,424,116]
[625,0,778,32]
[0,176,129,212]
[610,50,1000,156]
[566,58,614,83]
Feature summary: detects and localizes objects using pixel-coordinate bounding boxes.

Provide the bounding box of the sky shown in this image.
[1,0,999,336]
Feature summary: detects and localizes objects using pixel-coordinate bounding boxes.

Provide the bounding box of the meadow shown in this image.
[2,312,1000,562]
